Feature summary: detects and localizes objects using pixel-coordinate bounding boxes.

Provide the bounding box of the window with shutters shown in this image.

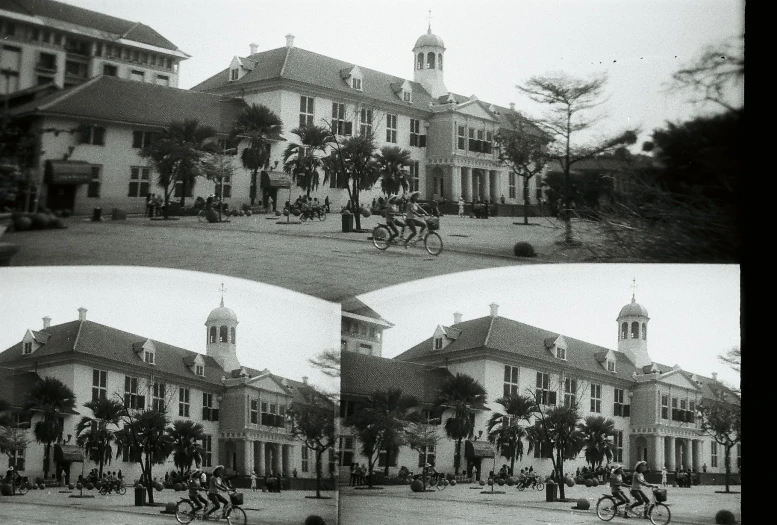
[178,388,190,417]
[564,378,577,408]
[417,445,436,468]
[338,437,354,466]
[711,442,718,467]
[202,392,213,420]
[88,166,101,198]
[409,161,420,192]
[504,365,519,397]
[508,172,516,199]
[386,113,397,143]
[661,394,669,419]
[410,119,421,146]
[590,383,602,413]
[92,369,107,401]
[152,382,165,412]
[613,431,624,462]
[132,131,155,149]
[536,372,555,406]
[331,102,352,136]
[124,376,143,409]
[250,399,258,424]
[359,108,373,136]
[299,96,315,127]
[614,388,629,417]
[202,435,212,467]
[302,446,309,472]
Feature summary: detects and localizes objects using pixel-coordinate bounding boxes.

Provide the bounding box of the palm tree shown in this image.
[75,398,124,477]
[139,119,219,215]
[487,394,536,475]
[578,415,616,470]
[283,125,334,197]
[527,405,585,500]
[230,103,283,206]
[115,408,172,505]
[434,373,488,474]
[323,134,379,230]
[168,420,206,477]
[376,146,412,196]
[23,376,76,478]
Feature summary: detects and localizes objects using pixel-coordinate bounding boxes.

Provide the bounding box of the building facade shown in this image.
[340,297,740,481]
[0,0,188,95]
[0,301,328,484]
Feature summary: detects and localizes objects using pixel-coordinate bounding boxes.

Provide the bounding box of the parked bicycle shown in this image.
[99,480,126,495]
[10,475,29,495]
[371,215,443,256]
[596,487,671,525]
[299,205,326,222]
[516,475,545,491]
[175,490,246,525]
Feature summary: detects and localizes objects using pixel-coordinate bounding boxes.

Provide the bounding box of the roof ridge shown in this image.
[37,76,102,112]
[484,315,496,347]
[120,21,142,39]
[71,319,85,352]
[279,45,292,77]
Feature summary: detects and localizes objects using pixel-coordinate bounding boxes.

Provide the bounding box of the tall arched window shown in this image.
[209,326,217,343]
[438,53,443,70]
[219,325,228,343]
[427,52,436,69]
[642,323,647,340]
[230,327,236,344]
[416,53,424,70]
[631,321,640,339]
[621,322,628,340]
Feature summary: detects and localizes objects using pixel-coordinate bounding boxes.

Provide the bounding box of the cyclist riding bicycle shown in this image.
[609,465,630,510]
[188,468,209,513]
[403,192,429,247]
[627,460,657,518]
[204,465,231,520]
[384,196,404,243]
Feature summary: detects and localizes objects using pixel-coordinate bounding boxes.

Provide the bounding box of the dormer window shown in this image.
[607,360,616,372]
[557,347,566,360]
[230,69,239,81]
[434,337,443,350]
[144,349,155,365]
[352,78,362,90]
[23,342,32,355]
[196,364,205,377]
[403,91,412,102]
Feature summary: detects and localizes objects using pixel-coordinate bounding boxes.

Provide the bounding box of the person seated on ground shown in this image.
[628,461,657,518]
[188,469,209,512]
[610,466,630,510]
[424,463,438,479]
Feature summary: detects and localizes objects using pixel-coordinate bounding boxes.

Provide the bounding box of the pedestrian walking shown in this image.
[457,197,464,217]
[250,471,257,491]
[661,465,667,488]
[324,195,330,213]
[146,193,153,218]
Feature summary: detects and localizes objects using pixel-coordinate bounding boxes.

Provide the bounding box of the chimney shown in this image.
[453,312,463,324]
[302,376,308,385]
[509,102,516,111]
[42,316,51,329]
[489,303,499,317]
[285,34,295,48]
[77,307,87,321]
[249,42,259,55]
[711,372,718,382]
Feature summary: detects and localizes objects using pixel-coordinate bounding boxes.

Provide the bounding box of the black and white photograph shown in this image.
[0,0,742,524]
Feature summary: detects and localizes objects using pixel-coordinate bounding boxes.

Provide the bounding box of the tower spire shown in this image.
[631,278,637,303]
[427,9,432,33]
[219,282,226,307]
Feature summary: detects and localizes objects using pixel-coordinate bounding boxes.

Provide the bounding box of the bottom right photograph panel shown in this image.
[337,264,741,525]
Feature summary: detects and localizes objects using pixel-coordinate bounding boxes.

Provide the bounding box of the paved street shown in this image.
[0,487,336,525]
[3,215,580,301]
[339,484,742,525]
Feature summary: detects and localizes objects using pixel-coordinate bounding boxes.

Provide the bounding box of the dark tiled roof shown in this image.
[10,76,247,133]
[341,351,452,404]
[651,363,739,402]
[191,46,435,111]
[0,320,225,386]
[395,315,640,381]
[239,366,329,407]
[0,369,40,407]
[0,0,181,51]
[341,297,388,322]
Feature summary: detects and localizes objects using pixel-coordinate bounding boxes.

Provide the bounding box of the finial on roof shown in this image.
[427,9,432,33]
[631,277,637,303]
[219,282,226,307]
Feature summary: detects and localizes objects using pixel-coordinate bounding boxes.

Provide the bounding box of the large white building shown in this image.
[340,296,740,484]
[0,300,332,487]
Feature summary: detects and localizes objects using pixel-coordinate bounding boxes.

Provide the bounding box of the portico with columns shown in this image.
[219,431,297,478]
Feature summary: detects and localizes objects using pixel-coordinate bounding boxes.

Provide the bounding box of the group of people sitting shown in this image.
[81,468,123,487]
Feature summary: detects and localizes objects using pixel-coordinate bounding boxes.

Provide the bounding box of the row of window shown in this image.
[249,399,287,428]
[660,395,697,424]
[505,366,630,416]
[457,125,494,154]
[508,172,545,201]
[620,321,647,340]
[415,52,443,71]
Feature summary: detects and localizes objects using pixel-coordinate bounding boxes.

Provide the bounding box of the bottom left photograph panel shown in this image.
[0,266,339,525]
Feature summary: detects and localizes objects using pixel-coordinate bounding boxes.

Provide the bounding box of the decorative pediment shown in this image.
[657,369,700,390]
[454,99,499,121]
[228,57,251,81]
[184,354,206,376]
[247,373,291,395]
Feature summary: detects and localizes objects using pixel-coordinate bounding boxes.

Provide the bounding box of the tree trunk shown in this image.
[315,448,322,499]
[352,180,361,230]
[523,176,530,225]
[454,438,462,474]
[180,179,187,208]
[557,448,566,500]
[43,442,51,479]
[367,457,374,488]
[145,455,154,505]
[510,454,515,477]
[724,445,731,493]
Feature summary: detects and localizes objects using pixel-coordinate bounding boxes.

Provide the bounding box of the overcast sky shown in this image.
[63,0,743,146]
[358,264,741,388]
[0,267,340,393]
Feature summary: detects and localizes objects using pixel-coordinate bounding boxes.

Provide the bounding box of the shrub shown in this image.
[95,481,102,489]
[291,208,301,216]
[715,510,736,524]
[76,483,83,490]
[360,208,371,218]
[591,479,599,487]
[26,482,33,490]
[479,480,485,486]
[275,210,281,216]
[242,203,250,212]
[487,478,494,486]
[31,213,52,229]
[245,210,252,216]
[165,502,177,513]
[513,241,537,257]
[305,516,326,525]
[576,498,591,510]
[14,216,32,231]
[283,209,289,216]
[49,217,66,229]
[68,484,74,490]
[238,210,245,217]
[410,480,424,492]
[35,476,44,485]
[154,482,163,491]
[565,478,575,487]
[0,483,12,496]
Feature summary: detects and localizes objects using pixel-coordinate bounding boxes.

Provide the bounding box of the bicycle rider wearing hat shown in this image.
[609,465,630,510]
[628,461,657,518]
[403,191,429,247]
[188,468,209,513]
[204,465,230,520]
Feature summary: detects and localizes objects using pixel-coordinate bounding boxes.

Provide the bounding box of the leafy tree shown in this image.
[168,420,205,477]
[517,73,637,244]
[578,415,616,470]
[308,349,341,379]
[322,120,380,230]
[23,376,76,478]
[0,398,30,495]
[75,398,124,477]
[230,103,283,206]
[434,373,488,475]
[139,119,219,216]
[345,388,418,488]
[375,146,412,196]
[696,386,741,493]
[719,347,741,395]
[115,404,172,505]
[486,394,536,475]
[288,389,336,498]
[494,114,550,224]
[283,125,334,197]
[405,418,441,487]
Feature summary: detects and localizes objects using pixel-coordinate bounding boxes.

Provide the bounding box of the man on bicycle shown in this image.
[628,460,657,518]
[204,465,231,521]
[188,469,209,513]
[403,192,429,247]
[384,196,403,243]
[610,465,630,511]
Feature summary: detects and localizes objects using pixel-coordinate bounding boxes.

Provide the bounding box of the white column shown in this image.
[243,439,254,476]
[653,435,664,472]
[450,166,462,201]
[272,444,280,474]
[462,168,471,202]
[666,438,676,471]
[282,445,291,477]
[483,170,491,202]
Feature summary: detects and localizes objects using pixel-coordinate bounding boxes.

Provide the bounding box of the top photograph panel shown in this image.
[1,0,743,298]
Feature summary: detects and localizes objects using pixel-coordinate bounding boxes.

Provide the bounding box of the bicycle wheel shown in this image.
[535,480,545,491]
[649,503,671,525]
[99,486,108,496]
[175,500,195,525]
[118,484,126,495]
[300,212,308,222]
[372,225,390,250]
[17,484,28,495]
[517,483,526,492]
[424,231,443,256]
[227,506,247,525]
[596,497,618,521]
[318,211,326,221]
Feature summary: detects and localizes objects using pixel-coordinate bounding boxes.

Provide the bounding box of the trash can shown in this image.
[545,480,557,502]
[135,485,146,506]
[91,207,102,221]
[341,212,353,233]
